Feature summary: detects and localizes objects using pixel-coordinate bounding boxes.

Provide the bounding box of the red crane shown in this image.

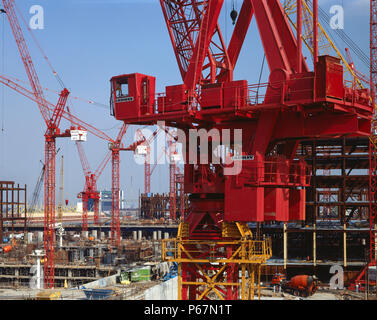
[369,0,377,289]
[0,72,129,248]
[175,167,185,219]
[109,123,128,247]
[0,0,72,288]
[110,0,372,300]
[157,125,182,221]
[350,0,377,293]
[166,134,180,221]
[76,143,111,230]
[345,48,370,85]
[0,74,125,284]
[135,128,160,194]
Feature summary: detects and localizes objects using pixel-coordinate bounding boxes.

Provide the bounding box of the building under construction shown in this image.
[0,0,377,301]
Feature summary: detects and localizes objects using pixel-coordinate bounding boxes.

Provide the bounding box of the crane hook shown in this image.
[0,9,6,14]
[230,0,238,25]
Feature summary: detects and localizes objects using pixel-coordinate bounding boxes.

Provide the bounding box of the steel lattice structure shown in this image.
[110,0,373,299]
[370,0,377,271]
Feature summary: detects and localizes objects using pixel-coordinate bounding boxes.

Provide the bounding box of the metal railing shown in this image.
[162,237,272,264]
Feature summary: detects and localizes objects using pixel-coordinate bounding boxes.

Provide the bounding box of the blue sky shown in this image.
[0,0,370,208]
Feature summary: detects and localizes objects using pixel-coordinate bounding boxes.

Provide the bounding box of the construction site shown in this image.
[0,0,376,301]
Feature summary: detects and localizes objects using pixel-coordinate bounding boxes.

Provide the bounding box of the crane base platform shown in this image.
[162,222,272,300]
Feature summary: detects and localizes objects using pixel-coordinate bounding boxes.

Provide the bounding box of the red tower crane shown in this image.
[345,48,370,85]
[135,128,160,194]
[351,0,377,293]
[0,74,119,287]
[1,71,129,248]
[166,133,181,221]
[109,123,128,247]
[369,0,377,286]
[0,0,72,288]
[76,143,111,230]
[110,0,372,300]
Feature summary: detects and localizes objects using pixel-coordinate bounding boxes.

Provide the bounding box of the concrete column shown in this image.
[81,231,89,239]
[100,232,105,240]
[80,249,85,261]
[153,231,157,240]
[92,230,98,239]
[59,233,63,249]
[158,230,162,240]
[37,232,43,246]
[27,233,33,244]
[133,231,137,241]
[15,268,19,287]
[108,231,112,239]
[164,232,169,239]
[283,223,287,270]
[138,230,142,241]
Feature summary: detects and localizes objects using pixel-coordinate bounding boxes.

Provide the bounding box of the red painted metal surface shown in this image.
[134,128,160,194]
[110,123,128,247]
[110,0,372,299]
[366,0,377,289]
[2,0,72,289]
[111,149,120,247]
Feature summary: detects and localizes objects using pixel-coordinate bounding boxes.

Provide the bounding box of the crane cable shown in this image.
[0,10,5,172]
[1,74,109,109]
[13,2,65,89]
[310,0,370,69]
[13,2,110,110]
[1,9,4,134]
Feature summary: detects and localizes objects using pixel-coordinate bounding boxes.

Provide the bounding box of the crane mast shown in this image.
[109,123,128,247]
[57,155,64,223]
[370,0,377,275]
[111,0,373,300]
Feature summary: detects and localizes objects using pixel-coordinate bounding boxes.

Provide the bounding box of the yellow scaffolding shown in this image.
[162,222,272,300]
[283,0,364,90]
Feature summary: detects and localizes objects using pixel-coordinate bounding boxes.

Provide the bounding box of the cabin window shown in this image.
[115,79,129,98]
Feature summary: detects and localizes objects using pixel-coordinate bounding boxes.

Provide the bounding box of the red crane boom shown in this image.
[0,0,73,288]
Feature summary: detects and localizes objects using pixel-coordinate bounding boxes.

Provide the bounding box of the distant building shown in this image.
[100,190,125,212]
[76,198,96,212]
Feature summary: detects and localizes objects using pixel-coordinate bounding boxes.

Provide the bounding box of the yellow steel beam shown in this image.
[283,0,364,90]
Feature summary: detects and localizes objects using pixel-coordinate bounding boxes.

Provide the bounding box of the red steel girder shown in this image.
[111,149,120,247]
[160,0,232,90]
[370,0,377,266]
[44,137,55,289]
[43,88,70,288]
[0,75,113,142]
[109,123,128,247]
[1,0,51,125]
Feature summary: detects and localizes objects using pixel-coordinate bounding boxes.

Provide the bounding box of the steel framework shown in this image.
[77,143,111,230]
[0,181,27,244]
[109,123,128,247]
[163,222,271,300]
